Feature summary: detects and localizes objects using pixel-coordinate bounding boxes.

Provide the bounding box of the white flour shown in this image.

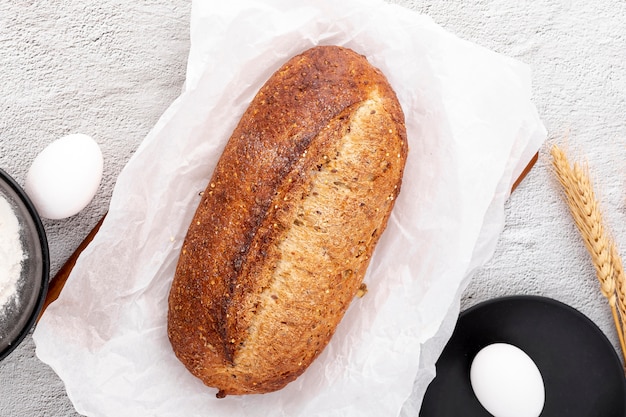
[0,195,24,313]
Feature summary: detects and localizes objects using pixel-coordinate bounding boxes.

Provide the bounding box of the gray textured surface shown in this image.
[1,1,625,415]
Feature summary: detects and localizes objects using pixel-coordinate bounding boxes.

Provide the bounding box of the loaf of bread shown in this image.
[167,45,408,397]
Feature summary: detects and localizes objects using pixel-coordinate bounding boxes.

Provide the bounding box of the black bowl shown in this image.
[420,295,626,417]
[0,168,49,361]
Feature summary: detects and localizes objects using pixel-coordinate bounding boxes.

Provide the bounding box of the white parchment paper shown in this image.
[33,0,547,416]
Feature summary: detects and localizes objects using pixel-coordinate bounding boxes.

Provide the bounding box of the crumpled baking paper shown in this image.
[33,0,547,416]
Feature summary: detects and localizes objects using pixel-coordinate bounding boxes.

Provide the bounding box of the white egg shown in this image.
[25,134,103,220]
[470,343,545,417]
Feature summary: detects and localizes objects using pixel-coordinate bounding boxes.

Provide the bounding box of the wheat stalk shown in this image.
[550,144,626,366]
[611,241,626,345]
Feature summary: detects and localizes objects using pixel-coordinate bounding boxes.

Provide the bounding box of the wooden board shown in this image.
[37,152,538,322]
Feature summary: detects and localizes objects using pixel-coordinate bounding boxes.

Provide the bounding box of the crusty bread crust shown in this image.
[167,45,408,397]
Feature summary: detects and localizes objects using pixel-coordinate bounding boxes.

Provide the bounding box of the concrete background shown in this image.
[1,0,625,415]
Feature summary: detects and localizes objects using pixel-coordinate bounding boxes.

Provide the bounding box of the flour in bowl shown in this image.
[0,195,24,313]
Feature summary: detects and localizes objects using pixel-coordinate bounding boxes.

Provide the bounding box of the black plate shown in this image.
[0,168,49,361]
[420,295,626,417]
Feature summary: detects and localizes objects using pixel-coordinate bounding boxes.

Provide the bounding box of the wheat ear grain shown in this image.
[550,144,626,364]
